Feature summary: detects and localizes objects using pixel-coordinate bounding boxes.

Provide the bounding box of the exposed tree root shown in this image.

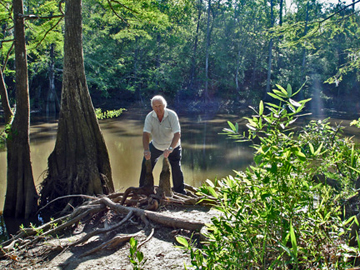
[80,231,142,258]
[0,184,214,265]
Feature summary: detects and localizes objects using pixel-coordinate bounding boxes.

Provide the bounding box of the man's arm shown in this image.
[143,132,151,160]
[170,132,181,149]
[164,132,181,158]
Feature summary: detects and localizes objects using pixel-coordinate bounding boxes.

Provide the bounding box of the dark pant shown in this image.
[139,142,185,193]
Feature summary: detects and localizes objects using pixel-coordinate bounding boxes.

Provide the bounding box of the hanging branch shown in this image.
[319,0,360,24]
[0,0,12,12]
[107,0,129,25]
[2,42,14,72]
[106,0,141,25]
[35,17,64,48]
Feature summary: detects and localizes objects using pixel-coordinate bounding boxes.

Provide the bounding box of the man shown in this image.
[139,95,186,194]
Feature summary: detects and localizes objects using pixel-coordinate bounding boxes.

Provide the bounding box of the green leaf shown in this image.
[265,102,282,109]
[176,236,189,248]
[298,98,312,104]
[309,143,315,155]
[259,100,264,116]
[205,179,215,188]
[273,89,288,98]
[246,124,257,131]
[227,121,237,132]
[276,84,288,96]
[249,106,258,114]
[129,237,137,248]
[314,142,324,155]
[254,154,263,165]
[137,251,144,262]
[294,148,306,161]
[207,186,218,198]
[290,222,298,257]
[287,84,293,97]
[268,92,285,102]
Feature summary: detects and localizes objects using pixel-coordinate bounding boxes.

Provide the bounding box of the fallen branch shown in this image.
[100,197,204,231]
[70,210,134,246]
[80,231,142,258]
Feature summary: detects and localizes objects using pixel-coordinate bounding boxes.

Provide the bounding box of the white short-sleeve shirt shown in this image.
[143,108,181,151]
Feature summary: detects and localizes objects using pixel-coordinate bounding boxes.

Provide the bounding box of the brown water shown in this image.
[0,107,254,211]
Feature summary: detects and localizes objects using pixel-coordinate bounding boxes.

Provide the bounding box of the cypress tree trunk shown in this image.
[40,0,114,211]
[4,0,38,219]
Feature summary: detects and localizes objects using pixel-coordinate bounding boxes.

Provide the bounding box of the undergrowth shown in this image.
[177,84,360,269]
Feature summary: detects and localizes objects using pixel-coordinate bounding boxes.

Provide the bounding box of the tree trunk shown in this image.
[3,0,38,219]
[189,0,202,92]
[40,0,114,211]
[0,67,13,125]
[204,0,211,102]
[46,44,60,116]
[265,0,274,97]
[301,2,309,79]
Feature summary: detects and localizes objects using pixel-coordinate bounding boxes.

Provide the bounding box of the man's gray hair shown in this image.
[151,95,167,108]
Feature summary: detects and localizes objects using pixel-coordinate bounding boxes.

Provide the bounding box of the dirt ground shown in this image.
[0,205,219,270]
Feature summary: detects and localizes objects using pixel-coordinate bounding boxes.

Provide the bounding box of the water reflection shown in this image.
[0,107,254,212]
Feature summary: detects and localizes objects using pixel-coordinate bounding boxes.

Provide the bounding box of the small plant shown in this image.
[95,108,126,120]
[129,237,146,270]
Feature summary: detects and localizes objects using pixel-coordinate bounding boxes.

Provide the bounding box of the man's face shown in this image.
[152,100,165,117]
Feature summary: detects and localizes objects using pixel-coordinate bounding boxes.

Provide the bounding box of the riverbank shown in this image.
[0,194,219,270]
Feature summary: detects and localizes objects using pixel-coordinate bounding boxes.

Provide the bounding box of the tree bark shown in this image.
[3,0,38,219]
[40,0,114,211]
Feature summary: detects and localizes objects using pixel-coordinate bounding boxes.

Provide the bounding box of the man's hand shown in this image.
[144,150,151,160]
[164,147,173,158]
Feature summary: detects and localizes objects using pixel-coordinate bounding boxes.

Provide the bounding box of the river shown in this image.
[0,106,254,212]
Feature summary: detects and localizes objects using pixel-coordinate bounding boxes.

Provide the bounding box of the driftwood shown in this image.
[0,184,215,264]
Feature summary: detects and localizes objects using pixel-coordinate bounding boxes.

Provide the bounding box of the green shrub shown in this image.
[178,84,360,269]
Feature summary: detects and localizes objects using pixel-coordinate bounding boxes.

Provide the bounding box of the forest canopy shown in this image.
[0,0,359,114]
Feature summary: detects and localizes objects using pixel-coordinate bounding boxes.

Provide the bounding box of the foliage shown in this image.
[95,108,126,120]
[2,0,360,108]
[0,123,11,150]
[177,84,360,269]
[129,237,146,270]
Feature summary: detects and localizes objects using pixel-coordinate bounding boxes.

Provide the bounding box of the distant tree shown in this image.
[0,0,14,124]
[3,0,38,219]
[0,66,13,124]
[40,0,114,211]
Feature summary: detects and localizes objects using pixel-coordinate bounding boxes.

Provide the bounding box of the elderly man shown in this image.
[139,95,186,194]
